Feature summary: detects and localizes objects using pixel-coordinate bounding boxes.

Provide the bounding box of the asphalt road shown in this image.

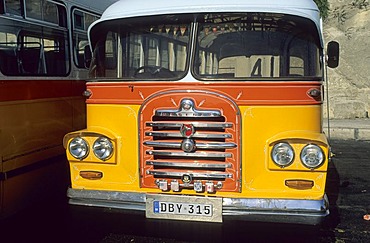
[1,139,369,243]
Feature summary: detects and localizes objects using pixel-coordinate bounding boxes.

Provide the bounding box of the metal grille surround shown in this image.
[139,92,241,193]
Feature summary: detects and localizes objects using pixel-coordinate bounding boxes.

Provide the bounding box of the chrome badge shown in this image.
[181,139,196,153]
[180,99,194,111]
[155,98,221,117]
[181,174,192,184]
[180,124,195,138]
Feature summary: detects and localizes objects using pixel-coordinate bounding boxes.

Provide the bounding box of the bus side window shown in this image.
[0,31,18,75]
[72,9,99,69]
[45,49,66,75]
[18,45,44,74]
[0,47,18,75]
[2,0,22,16]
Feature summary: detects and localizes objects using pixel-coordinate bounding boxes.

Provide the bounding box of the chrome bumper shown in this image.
[67,188,329,225]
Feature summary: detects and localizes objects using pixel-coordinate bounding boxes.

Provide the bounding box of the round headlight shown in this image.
[69,137,89,160]
[93,137,113,161]
[300,144,325,169]
[271,142,295,167]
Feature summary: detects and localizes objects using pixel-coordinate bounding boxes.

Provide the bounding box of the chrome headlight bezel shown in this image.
[69,137,89,160]
[271,142,295,167]
[300,144,325,169]
[93,137,114,161]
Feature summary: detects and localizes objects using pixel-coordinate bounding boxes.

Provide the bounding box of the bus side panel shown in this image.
[0,87,85,218]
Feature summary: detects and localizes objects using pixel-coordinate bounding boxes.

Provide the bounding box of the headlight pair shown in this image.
[69,137,113,161]
[271,142,325,169]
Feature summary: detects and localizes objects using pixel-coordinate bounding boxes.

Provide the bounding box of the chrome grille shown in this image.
[141,97,240,193]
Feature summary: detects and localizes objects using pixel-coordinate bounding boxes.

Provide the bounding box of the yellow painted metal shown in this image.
[66,103,329,200]
[1,97,84,218]
[1,97,84,172]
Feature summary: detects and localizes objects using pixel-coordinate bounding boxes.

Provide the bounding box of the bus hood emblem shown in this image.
[180,124,195,138]
[155,98,221,117]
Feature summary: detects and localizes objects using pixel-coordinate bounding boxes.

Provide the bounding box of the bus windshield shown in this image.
[90,13,322,81]
[90,15,191,79]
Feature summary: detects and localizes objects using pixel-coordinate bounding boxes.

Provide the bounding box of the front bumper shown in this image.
[67,188,329,225]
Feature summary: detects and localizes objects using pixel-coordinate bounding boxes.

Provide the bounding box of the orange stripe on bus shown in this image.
[85,81,323,105]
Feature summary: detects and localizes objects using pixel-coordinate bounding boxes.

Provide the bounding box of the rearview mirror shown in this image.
[327,41,339,68]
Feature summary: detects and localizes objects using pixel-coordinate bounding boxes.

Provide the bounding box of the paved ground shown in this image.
[0,137,369,243]
[325,118,370,141]
[320,139,370,242]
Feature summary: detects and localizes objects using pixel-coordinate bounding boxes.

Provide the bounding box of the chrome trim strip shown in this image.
[67,189,329,225]
[145,131,232,139]
[67,188,145,211]
[197,142,237,149]
[147,170,233,179]
[156,108,221,117]
[146,150,232,158]
[146,122,233,129]
[155,99,221,118]
[144,141,181,149]
[144,141,237,149]
[146,160,232,168]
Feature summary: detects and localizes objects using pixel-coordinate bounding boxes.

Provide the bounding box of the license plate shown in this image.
[146,194,222,222]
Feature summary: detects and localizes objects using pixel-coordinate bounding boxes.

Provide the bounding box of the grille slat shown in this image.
[146,150,232,158]
[147,170,233,180]
[144,141,237,149]
[146,160,232,169]
[146,122,233,129]
[146,131,232,139]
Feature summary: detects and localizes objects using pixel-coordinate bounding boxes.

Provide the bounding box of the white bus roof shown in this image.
[91,0,323,44]
[99,0,320,23]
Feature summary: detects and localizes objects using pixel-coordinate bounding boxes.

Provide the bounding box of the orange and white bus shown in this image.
[0,0,117,218]
[64,0,339,224]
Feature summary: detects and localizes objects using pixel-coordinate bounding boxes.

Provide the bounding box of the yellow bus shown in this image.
[0,0,117,218]
[63,0,339,224]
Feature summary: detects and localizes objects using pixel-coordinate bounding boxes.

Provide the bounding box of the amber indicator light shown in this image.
[80,171,103,180]
[285,180,314,190]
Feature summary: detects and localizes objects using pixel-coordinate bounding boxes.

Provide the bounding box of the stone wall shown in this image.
[324,0,370,119]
